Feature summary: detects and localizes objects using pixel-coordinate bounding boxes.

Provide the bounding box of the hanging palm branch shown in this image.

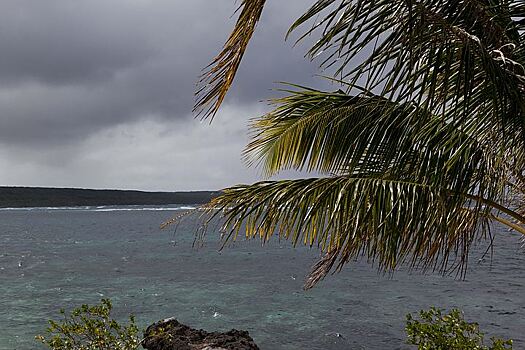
[286,0,525,128]
[205,177,486,289]
[199,86,525,288]
[194,0,266,120]
[186,0,525,288]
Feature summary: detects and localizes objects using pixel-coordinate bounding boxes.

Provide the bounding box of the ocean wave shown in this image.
[0,206,92,211]
[91,207,195,212]
[0,206,199,212]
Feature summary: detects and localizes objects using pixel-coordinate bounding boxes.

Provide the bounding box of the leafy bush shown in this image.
[36,299,141,350]
[406,307,513,350]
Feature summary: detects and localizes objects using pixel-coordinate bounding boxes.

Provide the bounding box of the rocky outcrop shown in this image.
[142,318,260,350]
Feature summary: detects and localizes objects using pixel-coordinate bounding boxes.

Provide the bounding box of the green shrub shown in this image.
[36,299,141,350]
[406,307,513,350]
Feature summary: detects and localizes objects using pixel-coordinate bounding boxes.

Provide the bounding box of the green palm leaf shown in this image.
[203,176,496,289]
[286,0,525,131]
[246,86,509,199]
[194,0,266,120]
[186,1,525,288]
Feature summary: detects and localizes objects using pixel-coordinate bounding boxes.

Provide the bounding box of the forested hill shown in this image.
[0,187,218,208]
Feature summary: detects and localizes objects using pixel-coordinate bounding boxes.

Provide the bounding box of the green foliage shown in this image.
[406,307,513,350]
[35,299,141,350]
[194,0,266,119]
[188,0,525,289]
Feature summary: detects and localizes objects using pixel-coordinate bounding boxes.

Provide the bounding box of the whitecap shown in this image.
[93,207,193,212]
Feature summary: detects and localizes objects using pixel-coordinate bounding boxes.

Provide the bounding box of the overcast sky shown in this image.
[0,0,328,191]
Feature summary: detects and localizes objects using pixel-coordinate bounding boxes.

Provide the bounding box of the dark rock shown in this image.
[142,318,260,350]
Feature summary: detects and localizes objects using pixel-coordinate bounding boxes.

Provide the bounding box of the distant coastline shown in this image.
[0,186,218,208]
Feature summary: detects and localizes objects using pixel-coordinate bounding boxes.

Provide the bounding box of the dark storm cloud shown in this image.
[0,0,163,87]
[0,0,322,146]
[0,1,327,190]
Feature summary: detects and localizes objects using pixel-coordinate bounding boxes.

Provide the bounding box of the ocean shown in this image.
[1,206,523,349]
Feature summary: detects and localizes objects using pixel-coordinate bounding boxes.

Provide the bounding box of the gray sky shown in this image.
[0,0,326,191]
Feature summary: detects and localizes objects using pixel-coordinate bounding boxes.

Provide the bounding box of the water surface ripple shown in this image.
[0,207,523,349]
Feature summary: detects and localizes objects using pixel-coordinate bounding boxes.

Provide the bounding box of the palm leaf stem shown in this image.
[463,192,525,227]
[490,214,525,236]
[194,0,266,119]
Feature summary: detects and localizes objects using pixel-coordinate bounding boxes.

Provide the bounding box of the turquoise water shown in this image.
[0,206,524,349]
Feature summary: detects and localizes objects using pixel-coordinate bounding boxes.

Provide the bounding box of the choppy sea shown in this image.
[0,205,523,349]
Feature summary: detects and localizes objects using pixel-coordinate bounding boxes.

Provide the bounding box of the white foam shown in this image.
[93,207,191,212]
[0,206,91,211]
[0,205,199,212]
[0,207,38,211]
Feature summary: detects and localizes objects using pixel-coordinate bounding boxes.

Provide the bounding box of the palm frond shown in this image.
[287,0,525,131]
[244,86,434,176]
[203,175,493,288]
[245,86,510,205]
[194,0,266,120]
[185,1,525,288]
